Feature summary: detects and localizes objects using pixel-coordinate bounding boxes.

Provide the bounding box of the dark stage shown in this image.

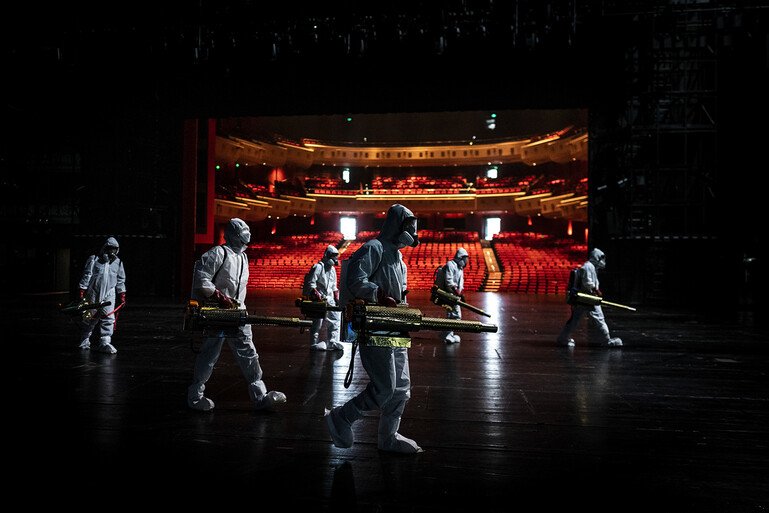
[6,289,767,511]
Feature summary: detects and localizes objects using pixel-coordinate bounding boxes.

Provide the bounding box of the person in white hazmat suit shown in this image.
[324,204,423,454]
[78,236,126,354]
[557,248,623,348]
[303,245,344,352]
[187,218,287,412]
[436,247,469,344]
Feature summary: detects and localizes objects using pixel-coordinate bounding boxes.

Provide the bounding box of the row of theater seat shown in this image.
[246,232,344,290]
[305,173,583,197]
[401,232,485,290]
[492,231,586,294]
[244,231,586,294]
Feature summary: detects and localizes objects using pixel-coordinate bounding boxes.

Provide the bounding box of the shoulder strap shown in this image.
[368,239,384,280]
[211,244,245,298]
[211,244,228,283]
[371,258,383,280]
[303,262,318,290]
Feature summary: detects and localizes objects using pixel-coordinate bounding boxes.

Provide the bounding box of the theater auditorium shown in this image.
[3,2,768,511]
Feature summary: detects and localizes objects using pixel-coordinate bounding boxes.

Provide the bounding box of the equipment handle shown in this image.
[245,315,313,328]
[430,286,491,318]
[418,317,498,333]
[600,300,637,312]
[183,301,313,331]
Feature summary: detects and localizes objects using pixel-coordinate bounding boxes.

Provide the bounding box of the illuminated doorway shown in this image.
[484,217,501,241]
[340,216,357,240]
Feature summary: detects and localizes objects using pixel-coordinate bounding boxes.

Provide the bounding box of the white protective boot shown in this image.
[189,397,215,411]
[325,405,355,448]
[95,336,117,354]
[254,391,287,411]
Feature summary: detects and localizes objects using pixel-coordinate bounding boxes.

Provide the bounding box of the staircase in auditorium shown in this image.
[480,241,502,292]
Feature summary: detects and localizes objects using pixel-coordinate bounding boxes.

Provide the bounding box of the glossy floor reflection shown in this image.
[5,290,768,511]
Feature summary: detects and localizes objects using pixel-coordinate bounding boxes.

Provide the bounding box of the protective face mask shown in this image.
[239,228,251,245]
[398,230,419,248]
[397,218,419,248]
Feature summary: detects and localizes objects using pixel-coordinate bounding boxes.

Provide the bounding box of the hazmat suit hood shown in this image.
[224,218,251,254]
[453,247,469,269]
[378,204,419,249]
[100,237,120,262]
[323,245,339,267]
[589,248,606,270]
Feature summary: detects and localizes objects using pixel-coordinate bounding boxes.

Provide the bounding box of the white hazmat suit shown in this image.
[557,248,623,348]
[325,204,423,454]
[187,218,287,412]
[78,237,126,354]
[303,245,343,351]
[436,247,468,344]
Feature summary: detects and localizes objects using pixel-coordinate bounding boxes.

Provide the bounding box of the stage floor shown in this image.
[6,289,768,511]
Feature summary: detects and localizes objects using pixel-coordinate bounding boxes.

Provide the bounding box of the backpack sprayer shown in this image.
[567,291,637,311]
[429,286,491,318]
[565,267,637,311]
[60,299,112,316]
[183,299,313,332]
[295,297,498,335]
[296,296,498,388]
